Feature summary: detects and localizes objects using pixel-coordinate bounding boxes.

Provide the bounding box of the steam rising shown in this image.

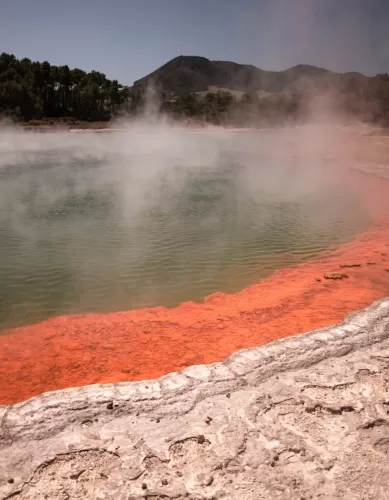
[0,106,381,330]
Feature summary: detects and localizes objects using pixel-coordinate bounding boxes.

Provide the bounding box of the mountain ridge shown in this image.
[133,55,368,95]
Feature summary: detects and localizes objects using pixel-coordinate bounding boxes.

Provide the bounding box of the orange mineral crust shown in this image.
[1,170,389,405]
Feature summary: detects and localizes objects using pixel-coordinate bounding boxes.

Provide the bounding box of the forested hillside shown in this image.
[134,56,389,126]
[0,52,131,122]
[1,52,389,126]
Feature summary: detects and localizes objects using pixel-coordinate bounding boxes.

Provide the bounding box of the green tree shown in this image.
[0,52,132,122]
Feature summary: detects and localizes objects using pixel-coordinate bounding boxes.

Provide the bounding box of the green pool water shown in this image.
[0,129,369,330]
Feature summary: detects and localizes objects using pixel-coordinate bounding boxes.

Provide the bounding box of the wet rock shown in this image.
[324,272,349,280]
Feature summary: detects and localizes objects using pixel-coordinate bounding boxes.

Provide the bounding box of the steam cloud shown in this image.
[0,101,383,330]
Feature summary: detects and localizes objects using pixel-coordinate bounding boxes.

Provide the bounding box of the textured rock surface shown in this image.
[1,298,389,499]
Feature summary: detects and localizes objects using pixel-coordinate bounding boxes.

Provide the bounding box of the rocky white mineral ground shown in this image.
[1,298,389,499]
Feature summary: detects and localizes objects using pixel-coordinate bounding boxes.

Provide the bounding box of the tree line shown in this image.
[1,51,389,126]
[0,52,131,122]
[158,74,389,127]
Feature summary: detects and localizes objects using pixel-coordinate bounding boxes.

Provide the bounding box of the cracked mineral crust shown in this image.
[1,298,389,499]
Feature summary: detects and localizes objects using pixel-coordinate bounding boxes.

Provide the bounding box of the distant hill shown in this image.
[133,55,368,95]
[2,51,387,125]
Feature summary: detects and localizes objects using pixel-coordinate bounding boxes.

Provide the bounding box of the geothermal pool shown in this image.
[0,129,370,331]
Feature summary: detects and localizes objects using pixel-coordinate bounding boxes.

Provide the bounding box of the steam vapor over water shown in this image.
[0,123,370,331]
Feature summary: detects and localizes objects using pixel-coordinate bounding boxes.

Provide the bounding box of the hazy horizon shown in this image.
[0,0,388,85]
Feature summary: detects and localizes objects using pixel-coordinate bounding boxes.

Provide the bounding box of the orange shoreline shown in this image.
[1,169,389,405]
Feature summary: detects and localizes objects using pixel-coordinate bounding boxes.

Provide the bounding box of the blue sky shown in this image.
[0,0,388,84]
